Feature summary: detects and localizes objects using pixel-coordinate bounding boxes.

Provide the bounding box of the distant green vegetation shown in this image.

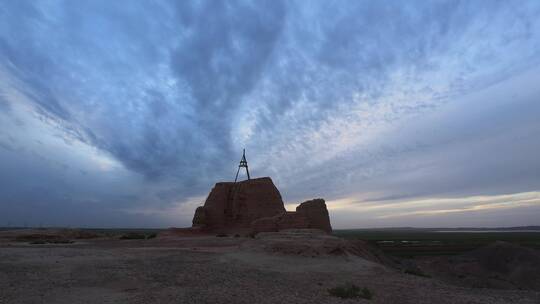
[69,228,163,239]
[2,228,163,242]
[14,233,75,244]
[334,228,540,257]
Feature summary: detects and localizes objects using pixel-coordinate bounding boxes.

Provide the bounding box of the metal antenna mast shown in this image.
[234,149,250,182]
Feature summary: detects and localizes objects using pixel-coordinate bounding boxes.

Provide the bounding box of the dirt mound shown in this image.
[241,229,392,264]
[419,241,540,290]
[246,229,347,257]
[464,241,540,290]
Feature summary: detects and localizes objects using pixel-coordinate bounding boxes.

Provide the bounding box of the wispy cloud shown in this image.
[328,191,540,228]
[1,1,539,227]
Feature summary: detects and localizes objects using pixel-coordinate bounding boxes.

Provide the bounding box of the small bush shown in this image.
[29,240,47,245]
[16,234,58,242]
[328,283,373,300]
[360,287,374,300]
[70,230,101,239]
[49,239,74,244]
[119,233,147,240]
[29,239,73,244]
[120,232,158,240]
[404,268,431,278]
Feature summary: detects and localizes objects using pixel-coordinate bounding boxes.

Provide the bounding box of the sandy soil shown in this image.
[0,230,539,304]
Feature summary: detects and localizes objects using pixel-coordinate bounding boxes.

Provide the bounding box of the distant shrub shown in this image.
[29,240,47,245]
[28,239,73,244]
[119,233,147,240]
[216,233,228,237]
[404,268,431,278]
[119,232,158,240]
[16,234,74,244]
[49,239,74,244]
[360,287,374,300]
[328,283,373,300]
[15,234,56,242]
[70,230,101,239]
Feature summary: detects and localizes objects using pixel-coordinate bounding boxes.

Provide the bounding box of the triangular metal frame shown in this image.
[234,149,250,182]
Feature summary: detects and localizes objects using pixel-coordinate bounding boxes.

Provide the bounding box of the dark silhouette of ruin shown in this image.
[192,149,332,234]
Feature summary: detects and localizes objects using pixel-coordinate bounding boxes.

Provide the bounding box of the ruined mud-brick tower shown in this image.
[191,150,332,234]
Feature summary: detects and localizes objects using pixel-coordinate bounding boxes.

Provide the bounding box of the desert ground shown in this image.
[1,228,539,304]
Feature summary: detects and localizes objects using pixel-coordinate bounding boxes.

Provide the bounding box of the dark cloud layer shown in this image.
[0,0,539,227]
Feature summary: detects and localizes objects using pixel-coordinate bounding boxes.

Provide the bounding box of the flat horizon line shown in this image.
[1,226,540,231]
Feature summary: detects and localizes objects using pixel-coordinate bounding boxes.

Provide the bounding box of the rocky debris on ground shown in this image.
[191,177,332,234]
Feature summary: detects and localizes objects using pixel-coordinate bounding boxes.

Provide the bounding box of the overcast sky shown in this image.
[1,0,539,228]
